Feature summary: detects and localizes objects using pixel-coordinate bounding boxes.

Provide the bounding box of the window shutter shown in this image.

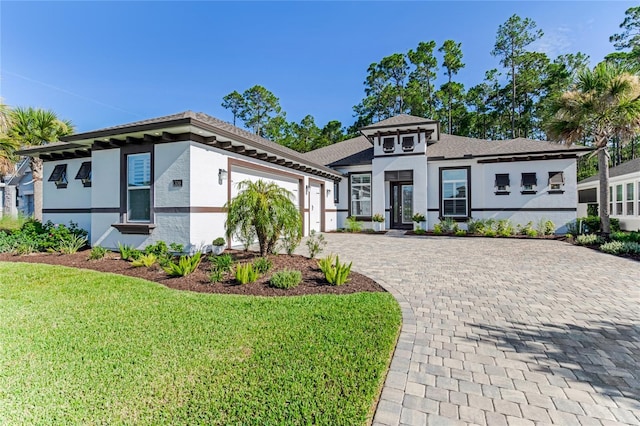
[75,162,92,180]
[495,174,510,187]
[521,173,537,186]
[48,164,67,182]
[548,171,564,185]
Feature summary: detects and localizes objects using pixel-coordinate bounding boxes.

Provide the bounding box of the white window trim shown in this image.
[350,173,371,217]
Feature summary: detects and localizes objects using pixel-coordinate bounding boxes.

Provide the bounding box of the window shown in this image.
[75,161,92,187]
[382,137,394,153]
[48,164,67,189]
[350,173,371,217]
[127,153,151,222]
[638,181,640,216]
[615,184,623,215]
[402,136,414,152]
[626,182,634,216]
[333,181,339,204]
[521,173,537,193]
[609,186,613,215]
[548,171,564,192]
[441,168,469,218]
[495,173,510,194]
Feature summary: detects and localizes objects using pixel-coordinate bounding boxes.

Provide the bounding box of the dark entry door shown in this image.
[391,182,413,229]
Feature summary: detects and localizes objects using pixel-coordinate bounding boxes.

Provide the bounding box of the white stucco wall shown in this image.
[426,158,579,233]
[42,158,92,236]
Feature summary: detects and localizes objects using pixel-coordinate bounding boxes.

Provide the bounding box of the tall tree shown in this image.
[438,40,465,133]
[407,41,438,118]
[221,86,285,138]
[221,91,244,126]
[546,62,640,236]
[607,6,640,67]
[8,107,74,221]
[492,14,543,138]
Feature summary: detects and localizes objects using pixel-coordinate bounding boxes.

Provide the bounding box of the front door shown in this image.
[391,182,413,229]
[309,183,322,233]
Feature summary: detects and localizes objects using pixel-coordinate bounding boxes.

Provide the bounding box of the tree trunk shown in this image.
[30,157,43,222]
[598,148,611,237]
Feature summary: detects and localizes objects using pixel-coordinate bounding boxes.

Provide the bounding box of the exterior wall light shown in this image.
[218,169,228,185]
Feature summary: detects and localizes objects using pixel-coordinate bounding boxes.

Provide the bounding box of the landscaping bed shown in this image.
[0,249,385,296]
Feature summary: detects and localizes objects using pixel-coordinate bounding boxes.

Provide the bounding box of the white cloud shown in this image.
[530,26,573,58]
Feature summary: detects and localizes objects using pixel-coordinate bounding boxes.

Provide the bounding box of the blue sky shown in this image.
[0,1,634,133]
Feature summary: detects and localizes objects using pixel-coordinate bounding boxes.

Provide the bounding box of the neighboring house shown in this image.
[577,158,640,231]
[1,158,34,218]
[17,111,342,251]
[18,112,591,250]
[304,114,590,232]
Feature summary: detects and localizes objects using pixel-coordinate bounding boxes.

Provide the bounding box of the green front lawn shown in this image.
[0,263,401,425]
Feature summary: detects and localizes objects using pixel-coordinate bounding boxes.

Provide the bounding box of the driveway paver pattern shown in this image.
[310,234,640,426]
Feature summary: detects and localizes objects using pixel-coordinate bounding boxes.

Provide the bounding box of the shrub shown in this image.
[163,252,202,277]
[484,229,497,237]
[210,253,234,272]
[15,241,38,255]
[0,215,27,232]
[318,254,352,286]
[466,218,486,235]
[439,218,456,233]
[281,225,302,255]
[119,244,142,261]
[235,224,256,251]
[518,221,538,237]
[372,213,385,223]
[131,253,157,268]
[414,229,426,235]
[88,246,108,260]
[253,257,272,274]
[345,216,363,233]
[496,219,514,237]
[269,269,302,289]
[599,241,640,255]
[432,224,443,235]
[234,262,259,284]
[535,218,555,236]
[143,241,173,266]
[225,180,301,256]
[306,230,326,259]
[59,234,88,254]
[454,229,466,237]
[611,231,640,243]
[212,237,226,246]
[169,242,184,253]
[209,268,225,283]
[575,216,621,234]
[525,228,538,237]
[575,234,604,245]
[412,213,425,223]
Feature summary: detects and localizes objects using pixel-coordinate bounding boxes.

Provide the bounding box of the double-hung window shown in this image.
[350,173,371,217]
[127,153,151,222]
[609,186,614,215]
[626,182,635,216]
[615,184,623,215]
[441,168,469,218]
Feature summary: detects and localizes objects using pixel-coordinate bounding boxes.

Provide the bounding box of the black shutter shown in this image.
[521,173,537,186]
[495,174,510,186]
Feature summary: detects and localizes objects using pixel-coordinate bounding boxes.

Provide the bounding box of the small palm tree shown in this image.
[8,107,74,221]
[546,62,640,236]
[0,102,18,175]
[225,180,302,256]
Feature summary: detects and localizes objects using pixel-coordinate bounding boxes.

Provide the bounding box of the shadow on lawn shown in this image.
[470,319,640,406]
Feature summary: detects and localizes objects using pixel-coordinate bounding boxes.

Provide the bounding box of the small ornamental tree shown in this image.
[225,180,302,256]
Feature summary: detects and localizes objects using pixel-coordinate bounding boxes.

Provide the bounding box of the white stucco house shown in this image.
[305,115,590,232]
[577,158,640,231]
[19,112,590,250]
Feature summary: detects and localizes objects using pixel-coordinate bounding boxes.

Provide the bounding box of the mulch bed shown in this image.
[0,250,386,297]
[404,231,565,240]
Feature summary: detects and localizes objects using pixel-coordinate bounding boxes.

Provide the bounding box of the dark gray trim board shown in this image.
[43,207,227,214]
[426,207,577,213]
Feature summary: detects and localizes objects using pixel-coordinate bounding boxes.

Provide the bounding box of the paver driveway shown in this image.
[314,233,640,426]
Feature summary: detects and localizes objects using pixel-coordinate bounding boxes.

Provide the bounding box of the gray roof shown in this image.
[303,133,592,167]
[579,157,640,184]
[20,111,341,178]
[303,136,372,166]
[360,114,437,130]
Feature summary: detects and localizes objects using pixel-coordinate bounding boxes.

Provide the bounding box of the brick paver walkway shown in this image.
[314,233,640,426]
